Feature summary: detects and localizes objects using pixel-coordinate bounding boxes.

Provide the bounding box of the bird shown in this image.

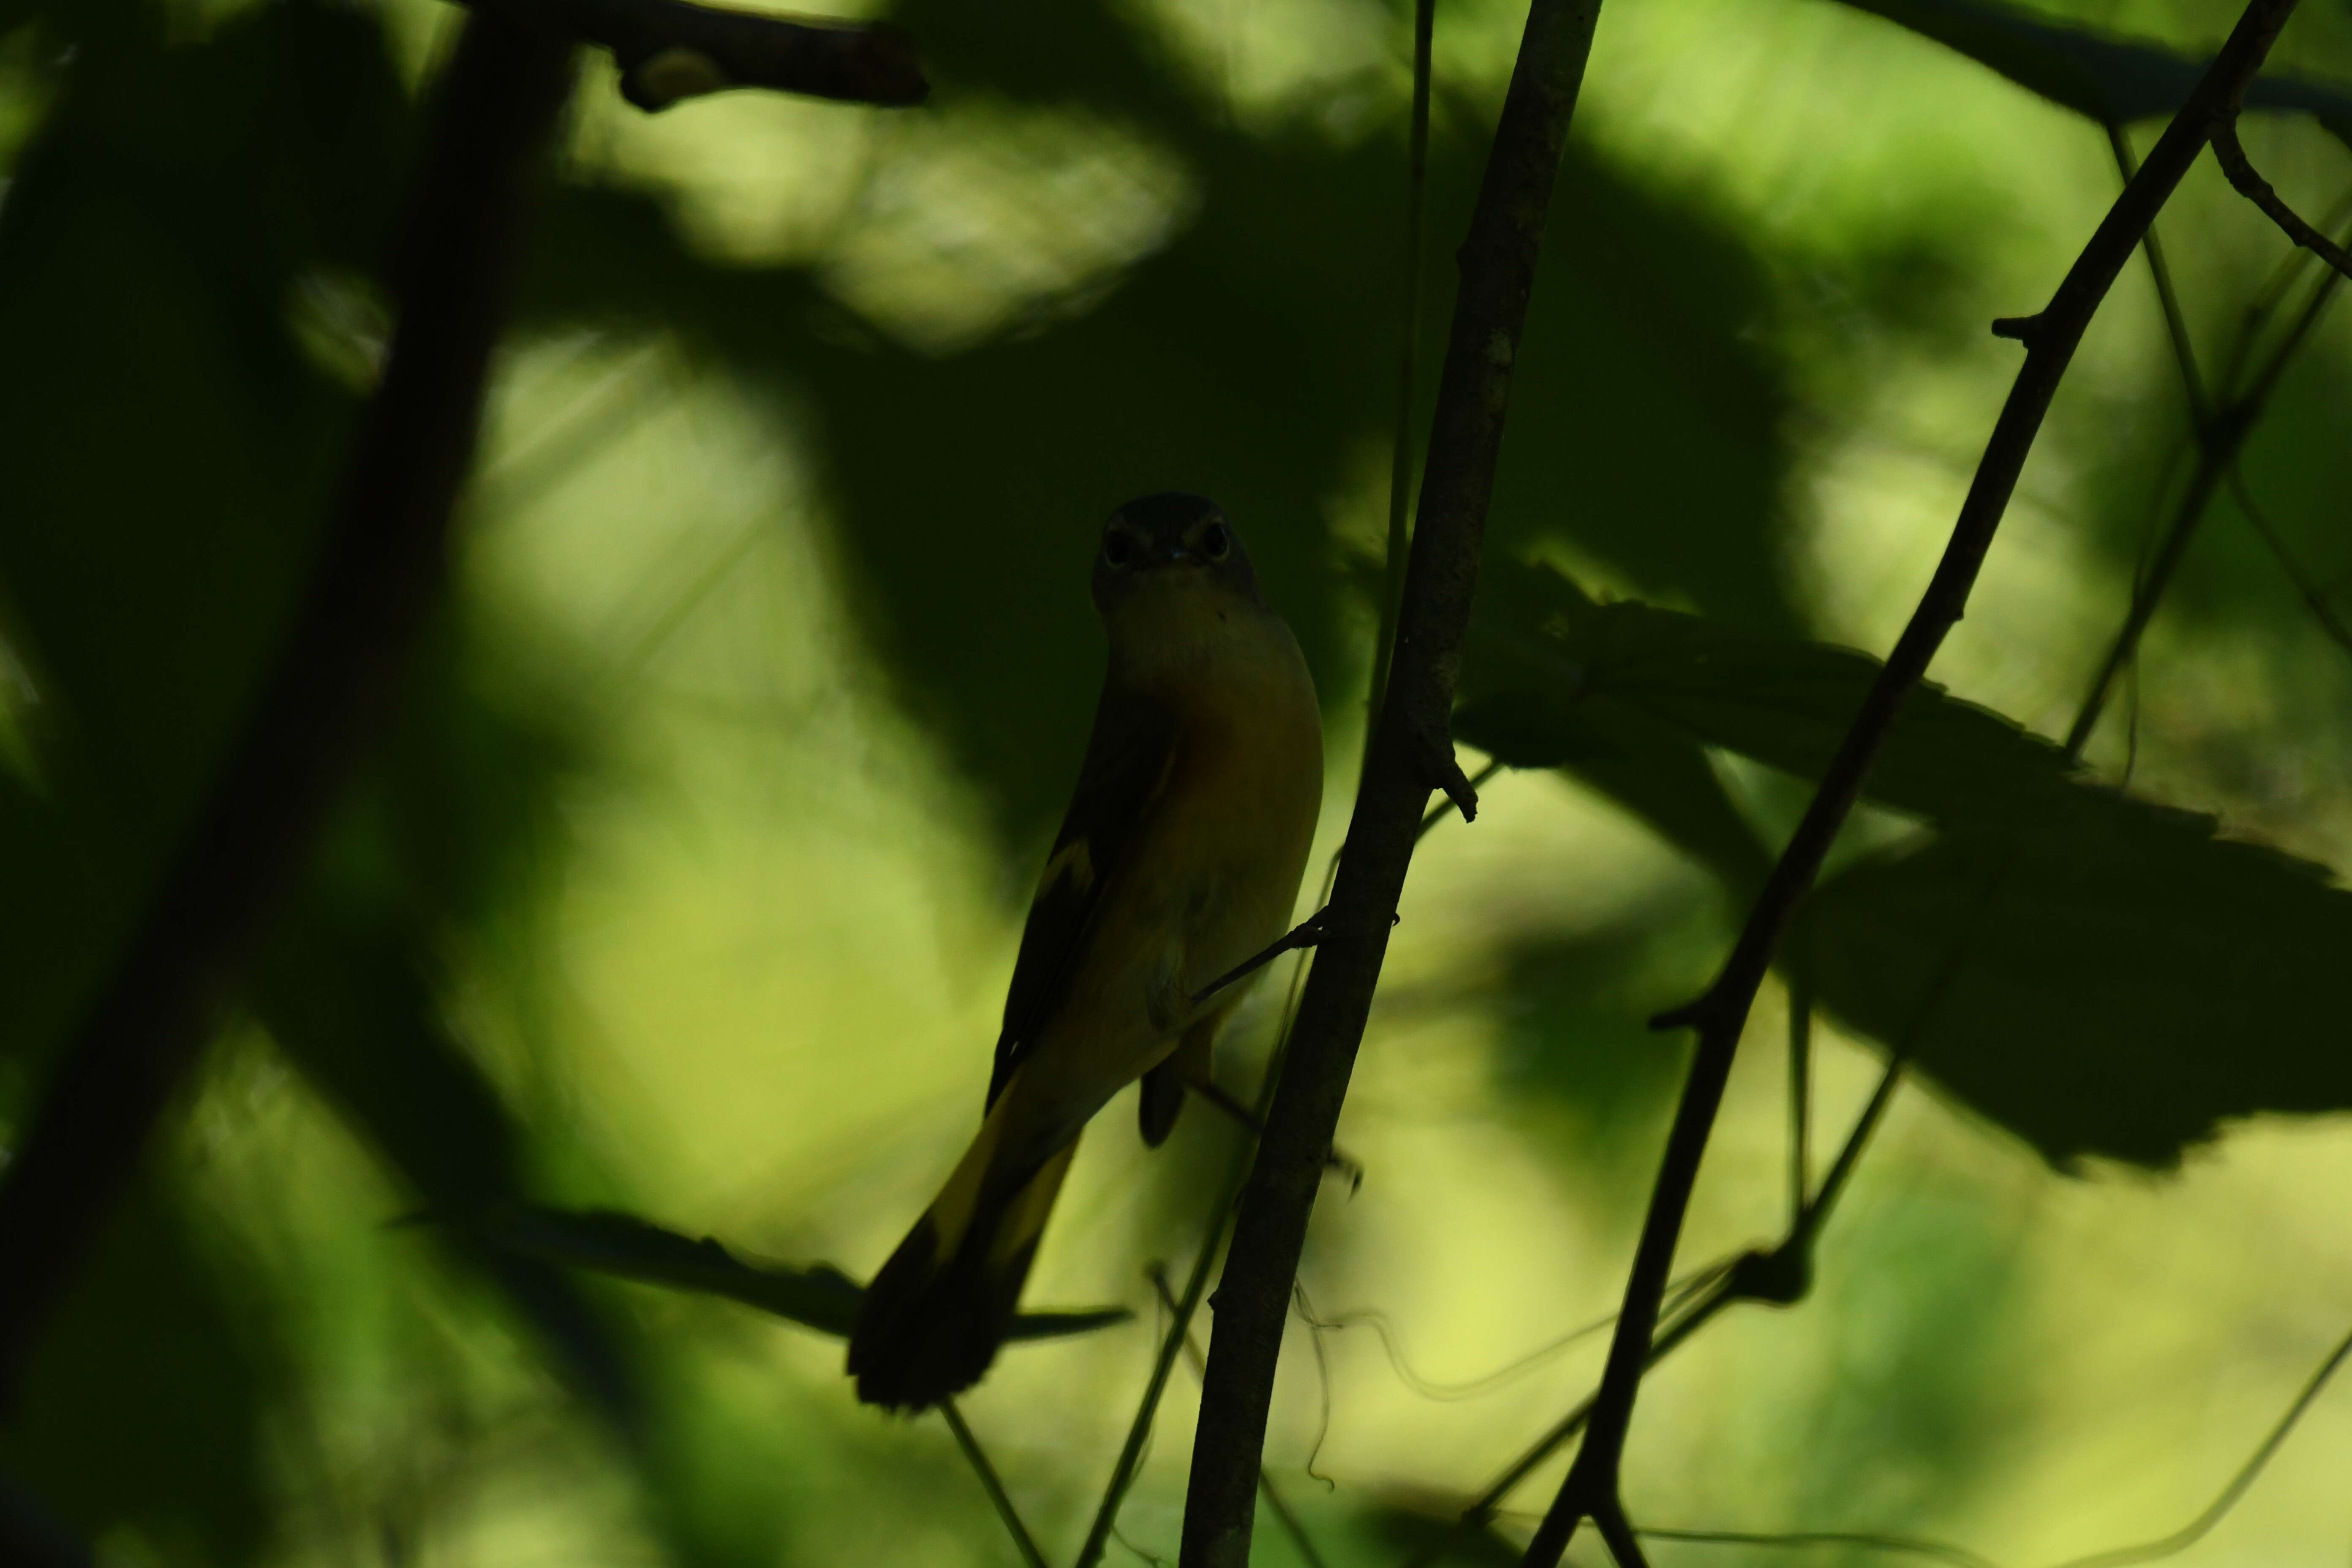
[847,493,1324,1411]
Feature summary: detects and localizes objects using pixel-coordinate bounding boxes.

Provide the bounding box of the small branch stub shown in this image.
[1415,721,1482,821]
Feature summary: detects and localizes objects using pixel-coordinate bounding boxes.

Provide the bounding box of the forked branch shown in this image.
[1517,1,2311,1563]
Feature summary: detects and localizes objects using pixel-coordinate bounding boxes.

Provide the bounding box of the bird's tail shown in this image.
[849,1093,1080,1411]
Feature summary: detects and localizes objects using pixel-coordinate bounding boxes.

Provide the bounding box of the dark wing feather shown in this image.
[987,684,1179,1106]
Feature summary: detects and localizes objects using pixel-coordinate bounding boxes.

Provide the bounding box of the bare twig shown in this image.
[2230,465,2352,655]
[1362,0,1440,778]
[0,9,576,1407]
[940,1400,1049,1568]
[1085,906,1331,1566]
[1786,970,1813,1235]
[1516,4,2311,1563]
[1180,4,1608,1563]
[2068,190,2347,754]
[1077,1200,1236,1568]
[2063,436,2239,753]
[2213,118,2352,280]
[467,0,928,109]
[1191,913,1330,1007]
[1636,1524,1998,1568]
[1416,758,1505,844]
[2107,124,2211,425]
[1150,1268,1332,1568]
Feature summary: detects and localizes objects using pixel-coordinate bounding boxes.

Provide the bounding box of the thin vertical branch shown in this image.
[1181,3,1608,1563]
[940,1400,1050,1568]
[2067,190,2347,757]
[0,10,576,1406]
[1784,972,1812,1237]
[1076,1197,1237,1568]
[2231,465,2352,656]
[2107,122,2212,424]
[1802,1063,1903,1234]
[1516,4,2309,1563]
[1362,0,1440,775]
[1151,1268,1332,1568]
[1449,124,2336,1568]
[1079,886,1331,1566]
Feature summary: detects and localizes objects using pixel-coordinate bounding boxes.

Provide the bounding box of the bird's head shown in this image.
[1090,493,1264,624]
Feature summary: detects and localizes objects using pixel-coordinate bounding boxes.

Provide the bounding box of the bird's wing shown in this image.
[987,684,1180,1107]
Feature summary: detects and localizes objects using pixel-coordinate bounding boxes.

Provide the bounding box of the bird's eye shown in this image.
[1200,523,1232,562]
[1103,534,1135,569]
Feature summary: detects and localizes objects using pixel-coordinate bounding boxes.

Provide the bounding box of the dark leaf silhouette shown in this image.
[0,1179,278,1568]
[1831,0,2352,133]
[1456,561,2081,844]
[1799,810,2352,1168]
[1461,561,2352,1168]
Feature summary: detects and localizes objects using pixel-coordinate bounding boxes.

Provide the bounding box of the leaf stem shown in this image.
[1786,971,1813,1236]
[941,1399,1049,1568]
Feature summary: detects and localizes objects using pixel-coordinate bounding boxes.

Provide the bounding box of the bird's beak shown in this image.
[1146,544,1193,569]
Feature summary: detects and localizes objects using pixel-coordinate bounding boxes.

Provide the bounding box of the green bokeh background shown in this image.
[4,0,2352,1562]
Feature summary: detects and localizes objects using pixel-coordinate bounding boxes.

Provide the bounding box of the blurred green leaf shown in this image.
[0,1174,279,1568]
[259,900,651,1432]
[1830,0,2352,132]
[471,1204,1132,1342]
[1799,809,2352,1168]
[0,0,403,1083]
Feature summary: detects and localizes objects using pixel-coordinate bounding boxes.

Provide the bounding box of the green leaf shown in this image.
[469,1204,1132,1343]
[1829,0,2352,132]
[0,1175,279,1568]
[1462,562,2352,1168]
[1799,810,2352,1169]
[1458,562,2079,842]
[259,902,650,1432]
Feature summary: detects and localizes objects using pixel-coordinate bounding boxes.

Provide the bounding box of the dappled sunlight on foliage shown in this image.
[4,0,2352,1563]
